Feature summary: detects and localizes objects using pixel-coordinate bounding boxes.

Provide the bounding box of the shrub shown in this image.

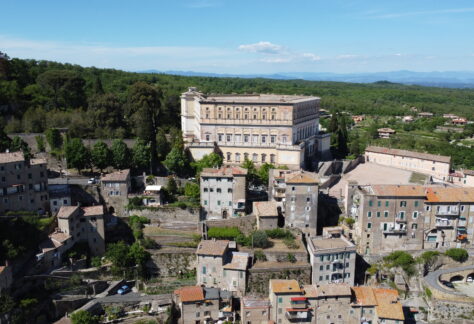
[252,230,270,248]
[287,253,297,263]
[345,218,355,228]
[71,310,99,324]
[236,233,251,246]
[445,248,468,263]
[91,256,102,267]
[425,287,432,299]
[383,250,416,276]
[254,249,267,262]
[283,237,299,249]
[208,227,242,240]
[266,228,294,239]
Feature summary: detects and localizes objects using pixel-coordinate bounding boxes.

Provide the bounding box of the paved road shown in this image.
[48,177,95,185]
[424,264,474,296]
[99,292,172,304]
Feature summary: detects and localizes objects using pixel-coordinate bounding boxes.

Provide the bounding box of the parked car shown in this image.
[467,276,473,283]
[88,178,96,184]
[117,285,130,295]
[441,280,454,288]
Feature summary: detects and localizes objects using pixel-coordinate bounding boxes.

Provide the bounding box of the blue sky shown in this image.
[1,0,473,73]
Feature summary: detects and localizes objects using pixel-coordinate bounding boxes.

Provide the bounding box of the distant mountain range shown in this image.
[138,70,474,88]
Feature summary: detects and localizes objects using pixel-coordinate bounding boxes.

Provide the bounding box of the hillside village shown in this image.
[2,88,474,324]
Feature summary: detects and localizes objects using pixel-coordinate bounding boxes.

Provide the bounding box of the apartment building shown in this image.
[100,169,130,215]
[424,187,474,249]
[307,230,356,285]
[181,87,331,170]
[200,166,247,219]
[268,280,405,324]
[0,152,49,214]
[48,184,71,215]
[268,169,319,235]
[349,185,427,255]
[241,296,271,324]
[196,240,249,295]
[365,146,451,179]
[173,286,234,324]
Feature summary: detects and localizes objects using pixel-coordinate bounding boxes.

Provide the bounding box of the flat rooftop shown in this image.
[200,94,320,104]
[310,236,355,252]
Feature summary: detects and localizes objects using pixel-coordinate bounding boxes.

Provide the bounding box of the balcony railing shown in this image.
[395,216,407,223]
[285,310,310,321]
[458,220,467,227]
[436,209,459,216]
[383,227,407,234]
[436,218,454,227]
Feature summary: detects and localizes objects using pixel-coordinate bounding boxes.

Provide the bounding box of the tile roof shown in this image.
[463,169,474,176]
[0,151,24,164]
[377,128,396,133]
[101,169,130,182]
[174,286,205,303]
[196,240,229,256]
[201,166,247,177]
[223,252,249,270]
[200,93,320,104]
[426,187,474,203]
[352,286,377,306]
[302,285,318,298]
[82,205,104,216]
[57,206,80,219]
[373,288,404,321]
[316,283,351,297]
[371,185,426,197]
[285,171,319,184]
[253,201,278,217]
[270,279,301,294]
[365,146,451,163]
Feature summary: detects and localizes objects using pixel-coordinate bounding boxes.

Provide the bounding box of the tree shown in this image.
[106,241,133,269]
[166,176,178,195]
[88,93,124,137]
[184,182,200,200]
[241,159,259,186]
[22,107,46,133]
[417,251,441,275]
[163,145,190,176]
[156,128,170,161]
[45,128,63,151]
[252,230,270,248]
[257,163,275,186]
[10,136,31,160]
[111,139,131,170]
[132,138,150,170]
[93,75,104,95]
[127,82,163,174]
[35,135,45,152]
[91,140,111,172]
[445,248,468,263]
[64,138,90,173]
[192,152,223,177]
[70,310,99,324]
[37,70,86,110]
[0,127,11,152]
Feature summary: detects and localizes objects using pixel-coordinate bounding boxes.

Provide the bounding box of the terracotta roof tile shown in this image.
[352,286,377,306]
[57,206,80,219]
[174,286,205,303]
[426,187,474,203]
[373,288,404,321]
[365,146,451,163]
[285,171,319,184]
[101,169,130,182]
[196,240,229,256]
[270,279,301,294]
[201,166,247,177]
[316,283,351,297]
[371,185,426,197]
[82,205,104,216]
[253,201,278,217]
[223,252,249,270]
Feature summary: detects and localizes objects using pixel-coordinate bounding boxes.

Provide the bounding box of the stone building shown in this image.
[200,166,247,219]
[377,128,396,139]
[48,184,71,215]
[241,296,271,324]
[365,146,451,179]
[448,169,474,187]
[181,87,331,170]
[307,231,356,285]
[196,240,249,295]
[0,152,49,214]
[349,185,427,255]
[254,200,279,230]
[173,286,234,324]
[268,169,319,235]
[268,280,405,324]
[100,169,130,215]
[424,187,474,249]
[351,286,405,324]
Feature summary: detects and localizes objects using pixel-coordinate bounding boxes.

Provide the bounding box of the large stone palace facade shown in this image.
[181,87,330,169]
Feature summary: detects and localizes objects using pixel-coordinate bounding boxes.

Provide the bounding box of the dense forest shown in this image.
[1,52,474,171]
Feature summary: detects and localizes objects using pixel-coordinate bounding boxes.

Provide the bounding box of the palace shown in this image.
[181,87,330,169]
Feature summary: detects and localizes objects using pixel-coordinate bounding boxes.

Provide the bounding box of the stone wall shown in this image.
[429,300,474,322]
[147,248,197,277]
[205,215,256,235]
[127,207,200,224]
[247,262,311,296]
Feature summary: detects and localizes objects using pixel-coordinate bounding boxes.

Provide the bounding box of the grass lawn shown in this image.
[410,172,428,184]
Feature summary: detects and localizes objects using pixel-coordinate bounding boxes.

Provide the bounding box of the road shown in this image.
[424,264,474,296]
[79,292,172,312]
[48,177,94,185]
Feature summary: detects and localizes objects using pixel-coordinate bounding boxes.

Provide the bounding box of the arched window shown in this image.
[226,152,232,161]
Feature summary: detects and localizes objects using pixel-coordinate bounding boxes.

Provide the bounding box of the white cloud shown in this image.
[302,53,321,61]
[336,54,359,60]
[260,57,291,63]
[238,41,284,54]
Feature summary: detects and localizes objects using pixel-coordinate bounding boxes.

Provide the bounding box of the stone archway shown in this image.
[450,275,464,283]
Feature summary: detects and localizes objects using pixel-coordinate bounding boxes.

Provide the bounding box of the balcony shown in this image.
[436,209,459,216]
[458,219,467,227]
[285,309,311,321]
[233,201,245,210]
[383,226,407,234]
[395,216,407,223]
[290,297,308,309]
[436,218,454,228]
